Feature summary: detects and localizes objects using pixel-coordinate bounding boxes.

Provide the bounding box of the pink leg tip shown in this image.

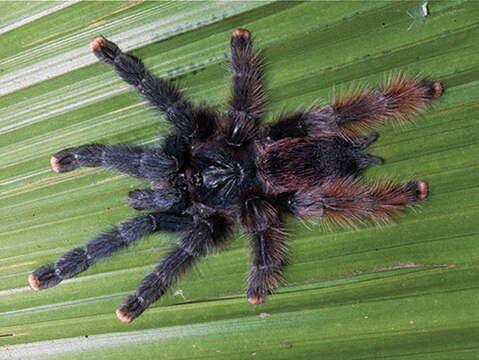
[28,274,41,291]
[90,37,105,52]
[248,297,265,305]
[433,82,443,98]
[232,28,251,38]
[116,309,133,323]
[50,156,61,173]
[417,181,429,200]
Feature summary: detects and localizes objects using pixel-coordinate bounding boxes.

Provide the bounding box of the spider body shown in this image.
[258,134,379,193]
[29,29,442,323]
[190,139,259,209]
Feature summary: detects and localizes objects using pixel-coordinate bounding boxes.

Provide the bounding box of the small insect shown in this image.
[28,29,443,322]
[407,1,429,31]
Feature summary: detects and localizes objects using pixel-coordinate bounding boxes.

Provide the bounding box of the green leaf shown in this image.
[1,1,478,359]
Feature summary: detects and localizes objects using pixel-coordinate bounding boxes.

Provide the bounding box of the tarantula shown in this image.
[28,29,442,323]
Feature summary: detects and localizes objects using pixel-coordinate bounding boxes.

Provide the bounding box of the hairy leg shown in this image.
[218,29,266,146]
[265,107,337,140]
[28,213,193,291]
[116,214,232,322]
[91,37,216,139]
[241,196,287,304]
[127,188,187,212]
[288,177,429,227]
[332,75,443,136]
[50,144,177,181]
[265,76,443,139]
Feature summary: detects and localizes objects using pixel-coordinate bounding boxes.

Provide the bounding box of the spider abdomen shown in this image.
[258,136,369,192]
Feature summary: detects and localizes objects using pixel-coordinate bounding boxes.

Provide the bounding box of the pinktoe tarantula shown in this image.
[28,29,443,323]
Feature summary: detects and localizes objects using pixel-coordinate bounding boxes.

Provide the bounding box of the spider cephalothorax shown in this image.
[28,29,442,323]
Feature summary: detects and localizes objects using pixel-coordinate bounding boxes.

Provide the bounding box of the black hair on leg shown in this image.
[116,214,232,322]
[241,196,287,304]
[127,188,187,212]
[50,144,178,181]
[217,29,265,146]
[90,37,216,139]
[28,213,193,291]
[265,106,338,140]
